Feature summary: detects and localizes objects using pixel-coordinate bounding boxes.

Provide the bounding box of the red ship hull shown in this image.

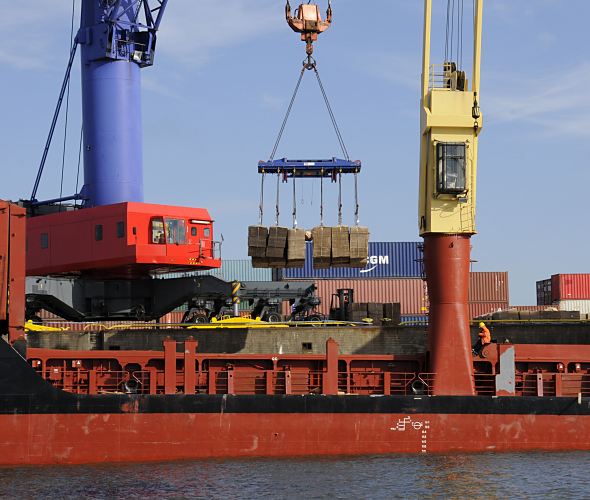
[1,410,589,465]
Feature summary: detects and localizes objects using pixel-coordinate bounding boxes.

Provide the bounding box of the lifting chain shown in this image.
[275,172,281,226]
[320,172,324,227]
[258,171,265,225]
[292,172,298,228]
[354,170,360,226]
[337,172,342,226]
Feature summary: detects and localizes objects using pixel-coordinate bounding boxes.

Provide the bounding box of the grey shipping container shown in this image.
[536,279,552,305]
[160,259,272,283]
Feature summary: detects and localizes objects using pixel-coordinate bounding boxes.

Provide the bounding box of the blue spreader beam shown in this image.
[258,158,361,178]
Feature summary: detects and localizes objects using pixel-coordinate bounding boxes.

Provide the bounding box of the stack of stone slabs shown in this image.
[248,225,268,268]
[349,226,369,267]
[266,226,288,267]
[331,225,350,267]
[286,228,306,267]
[312,226,331,269]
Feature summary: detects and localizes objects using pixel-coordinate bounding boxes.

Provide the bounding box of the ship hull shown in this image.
[2,339,590,465]
[2,395,590,465]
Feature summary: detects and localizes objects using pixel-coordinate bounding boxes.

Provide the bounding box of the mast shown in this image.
[418,0,484,395]
[79,0,168,207]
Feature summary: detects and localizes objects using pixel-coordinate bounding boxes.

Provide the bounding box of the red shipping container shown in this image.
[469,272,509,302]
[551,274,590,301]
[307,279,429,315]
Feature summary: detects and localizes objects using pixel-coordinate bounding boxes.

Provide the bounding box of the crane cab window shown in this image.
[203,227,210,238]
[165,218,186,245]
[40,233,49,249]
[191,227,198,237]
[436,142,466,195]
[151,218,165,244]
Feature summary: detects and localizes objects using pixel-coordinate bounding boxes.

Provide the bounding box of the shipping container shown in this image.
[309,278,428,315]
[274,242,423,280]
[536,279,552,305]
[400,314,429,325]
[293,275,508,317]
[555,300,590,315]
[469,272,509,303]
[468,302,509,319]
[162,259,272,283]
[508,305,558,312]
[551,274,590,301]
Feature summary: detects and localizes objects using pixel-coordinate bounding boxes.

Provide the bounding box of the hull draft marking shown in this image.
[390,415,431,453]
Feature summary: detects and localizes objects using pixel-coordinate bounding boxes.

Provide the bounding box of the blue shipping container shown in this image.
[400,314,429,325]
[275,242,423,279]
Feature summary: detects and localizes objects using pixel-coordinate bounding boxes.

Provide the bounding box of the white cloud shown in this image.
[485,61,590,137]
[142,74,181,99]
[0,1,73,70]
[1,1,281,70]
[260,92,285,110]
[156,0,281,67]
[354,50,420,90]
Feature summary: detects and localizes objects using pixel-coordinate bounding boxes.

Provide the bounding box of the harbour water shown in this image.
[1,452,589,498]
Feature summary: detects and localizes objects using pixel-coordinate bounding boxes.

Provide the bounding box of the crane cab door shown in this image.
[190,222,212,260]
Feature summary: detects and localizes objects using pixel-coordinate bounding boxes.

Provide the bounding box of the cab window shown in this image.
[204,227,210,238]
[165,218,186,244]
[191,227,197,237]
[151,218,165,244]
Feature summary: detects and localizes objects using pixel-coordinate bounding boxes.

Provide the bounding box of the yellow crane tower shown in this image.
[419,0,484,396]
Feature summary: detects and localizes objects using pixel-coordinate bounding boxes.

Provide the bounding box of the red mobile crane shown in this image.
[21,0,228,322]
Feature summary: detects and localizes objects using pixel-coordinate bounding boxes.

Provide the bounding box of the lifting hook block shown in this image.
[286,1,332,56]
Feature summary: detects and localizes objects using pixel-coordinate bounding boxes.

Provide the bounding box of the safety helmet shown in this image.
[478,322,485,328]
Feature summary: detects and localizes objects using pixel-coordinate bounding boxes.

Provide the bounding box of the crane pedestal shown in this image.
[423,233,475,396]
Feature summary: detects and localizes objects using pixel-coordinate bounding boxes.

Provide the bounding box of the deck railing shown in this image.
[39,367,590,398]
[39,367,438,396]
[32,340,590,398]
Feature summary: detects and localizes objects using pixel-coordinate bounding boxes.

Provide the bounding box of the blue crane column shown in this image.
[78,0,167,207]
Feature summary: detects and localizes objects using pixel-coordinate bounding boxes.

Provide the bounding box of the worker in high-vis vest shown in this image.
[473,322,491,355]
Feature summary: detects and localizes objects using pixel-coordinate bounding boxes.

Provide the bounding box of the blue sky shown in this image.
[1,0,588,304]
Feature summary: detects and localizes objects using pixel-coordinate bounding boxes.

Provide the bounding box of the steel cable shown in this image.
[313,65,349,160]
[74,125,83,207]
[292,173,297,228]
[459,0,464,71]
[59,0,77,209]
[354,171,359,225]
[275,173,280,226]
[259,172,265,225]
[320,174,324,226]
[337,172,342,226]
[445,0,451,61]
[269,67,306,161]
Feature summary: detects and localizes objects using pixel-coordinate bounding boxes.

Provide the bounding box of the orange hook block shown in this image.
[285,1,332,55]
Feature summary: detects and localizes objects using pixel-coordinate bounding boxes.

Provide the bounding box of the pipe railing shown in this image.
[36,365,590,398]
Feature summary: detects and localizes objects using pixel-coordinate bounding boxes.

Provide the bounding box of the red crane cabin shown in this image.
[26,202,221,277]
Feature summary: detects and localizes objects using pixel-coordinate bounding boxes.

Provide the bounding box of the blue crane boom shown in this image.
[31,0,168,207]
[79,0,168,207]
